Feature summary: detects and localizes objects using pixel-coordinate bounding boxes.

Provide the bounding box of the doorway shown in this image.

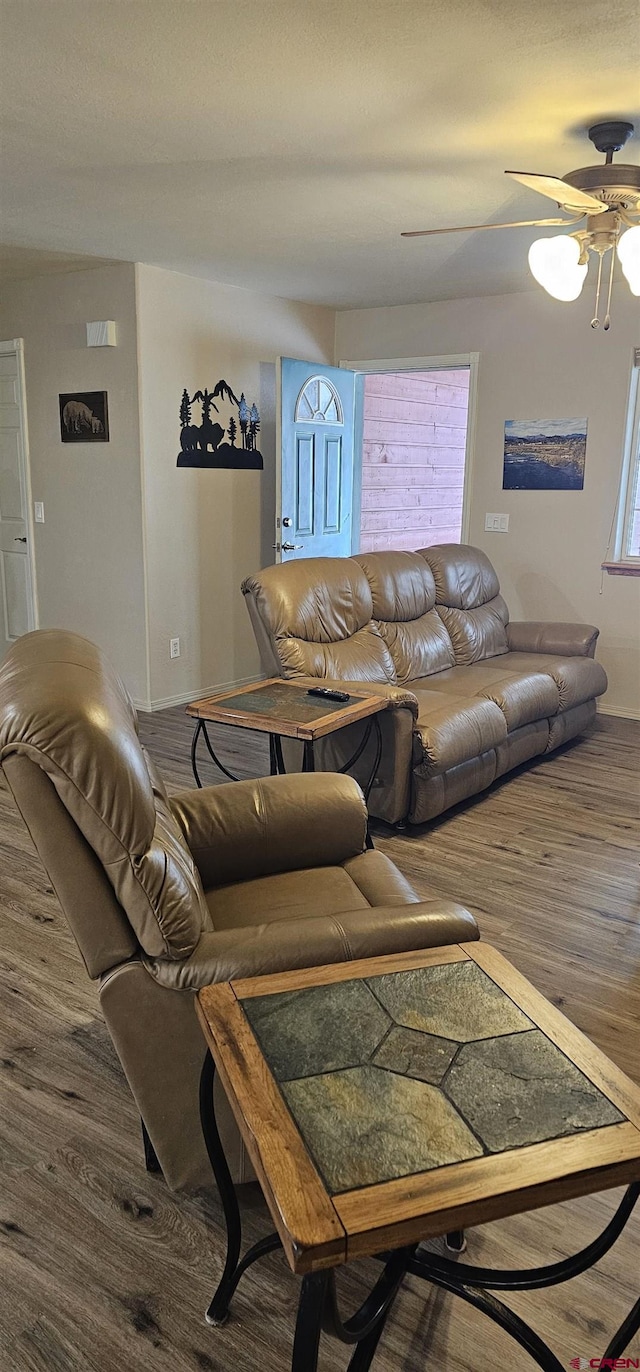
[343,354,477,556]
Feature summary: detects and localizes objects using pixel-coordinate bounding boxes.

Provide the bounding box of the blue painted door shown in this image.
[277,358,357,561]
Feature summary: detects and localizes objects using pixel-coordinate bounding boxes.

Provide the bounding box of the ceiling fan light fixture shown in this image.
[528,235,588,301]
[616,225,640,295]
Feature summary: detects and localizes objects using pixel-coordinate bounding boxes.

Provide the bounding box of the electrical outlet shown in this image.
[34,501,44,523]
[169,637,180,659]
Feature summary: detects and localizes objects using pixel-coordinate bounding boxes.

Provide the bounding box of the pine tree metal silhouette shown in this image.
[179,389,191,427]
[238,393,249,449]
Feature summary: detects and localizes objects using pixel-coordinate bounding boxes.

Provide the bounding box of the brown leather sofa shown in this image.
[242,544,607,827]
[0,629,478,1191]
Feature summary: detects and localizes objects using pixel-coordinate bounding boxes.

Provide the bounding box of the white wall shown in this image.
[0,264,148,702]
[337,286,640,717]
[136,265,335,707]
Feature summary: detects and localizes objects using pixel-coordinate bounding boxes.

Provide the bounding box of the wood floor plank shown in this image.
[1,710,639,1368]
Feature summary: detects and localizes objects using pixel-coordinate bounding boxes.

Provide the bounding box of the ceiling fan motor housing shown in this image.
[562,164,640,211]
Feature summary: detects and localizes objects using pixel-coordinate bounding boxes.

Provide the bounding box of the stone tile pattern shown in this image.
[241,962,625,1195]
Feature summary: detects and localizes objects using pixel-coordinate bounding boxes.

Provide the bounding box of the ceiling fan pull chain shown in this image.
[603,246,616,331]
[590,252,604,328]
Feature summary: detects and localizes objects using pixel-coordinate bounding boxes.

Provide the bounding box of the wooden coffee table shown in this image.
[186,678,385,799]
[196,944,640,1371]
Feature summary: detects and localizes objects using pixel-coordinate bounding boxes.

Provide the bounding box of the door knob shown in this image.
[282,542,303,552]
[282,517,292,527]
[14,536,27,543]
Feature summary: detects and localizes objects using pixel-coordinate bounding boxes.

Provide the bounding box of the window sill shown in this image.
[601,561,640,577]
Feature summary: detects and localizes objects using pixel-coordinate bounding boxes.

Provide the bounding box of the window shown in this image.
[295,376,343,425]
[607,355,640,574]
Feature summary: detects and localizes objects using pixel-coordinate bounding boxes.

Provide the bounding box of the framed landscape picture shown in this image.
[59,391,109,443]
[503,418,587,490]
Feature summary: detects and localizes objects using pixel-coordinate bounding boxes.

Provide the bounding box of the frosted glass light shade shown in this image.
[617,226,640,295]
[528,235,588,301]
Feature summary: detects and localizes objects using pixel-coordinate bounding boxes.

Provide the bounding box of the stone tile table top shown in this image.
[187,676,387,740]
[196,944,640,1274]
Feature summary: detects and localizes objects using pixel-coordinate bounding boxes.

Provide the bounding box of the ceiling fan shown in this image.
[402,121,640,329]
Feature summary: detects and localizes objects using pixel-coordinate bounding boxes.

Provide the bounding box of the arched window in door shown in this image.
[295,375,343,425]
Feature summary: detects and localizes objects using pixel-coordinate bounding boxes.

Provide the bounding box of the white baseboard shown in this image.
[597,703,640,721]
[137,672,263,714]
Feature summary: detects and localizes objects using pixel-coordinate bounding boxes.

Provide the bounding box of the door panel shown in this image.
[0,342,36,655]
[277,358,356,561]
[0,428,24,519]
[323,436,342,533]
[295,434,315,535]
[2,550,29,639]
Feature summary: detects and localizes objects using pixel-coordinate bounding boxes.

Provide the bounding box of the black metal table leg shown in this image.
[269,733,278,775]
[191,718,204,788]
[191,720,243,787]
[302,739,315,772]
[602,1295,640,1361]
[199,1050,243,1324]
[292,1272,330,1372]
[274,733,286,774]
[404,1182,640,1371]
[199,1049,283,1326]
[363,715,383,806]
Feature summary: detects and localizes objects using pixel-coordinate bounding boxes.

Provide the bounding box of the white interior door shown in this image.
[0,340,37,657]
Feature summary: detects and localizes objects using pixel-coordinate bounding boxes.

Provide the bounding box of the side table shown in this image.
[186,678,385,803]
[196,943,640,1372]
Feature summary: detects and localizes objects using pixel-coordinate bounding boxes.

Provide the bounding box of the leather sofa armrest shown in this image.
[297,677,420,718]
[506,621,599,658]
[170,772,367,889]
[142,901,480,989]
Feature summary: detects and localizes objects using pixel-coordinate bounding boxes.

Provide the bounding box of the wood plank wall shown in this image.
[359,368,469,553]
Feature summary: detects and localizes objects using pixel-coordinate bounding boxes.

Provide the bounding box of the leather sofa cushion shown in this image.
[0,629,208,961]
[377,612,455,684]
[354,551,455,681]
[354,551,438,619]
[414,664,560,731]
[242,556,397,682]
[411,688,507,775]
[419,543,501,609]
[503,652,607,712]
[242,556,373,643]
[437,598,510,664]
[419,544,510,665]
[205,848,424,931]
[278,625,396,681]
[206,864,371,931]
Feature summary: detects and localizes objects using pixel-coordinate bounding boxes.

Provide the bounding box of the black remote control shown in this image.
[306,687,351,702]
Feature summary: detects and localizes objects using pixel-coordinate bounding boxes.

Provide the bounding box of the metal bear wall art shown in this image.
[177,380,263,470]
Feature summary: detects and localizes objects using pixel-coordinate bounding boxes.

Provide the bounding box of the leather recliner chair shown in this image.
[0,630,479,1191]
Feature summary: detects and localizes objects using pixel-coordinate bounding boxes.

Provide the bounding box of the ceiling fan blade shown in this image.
[505,171,607,214]
[401,215,584,238]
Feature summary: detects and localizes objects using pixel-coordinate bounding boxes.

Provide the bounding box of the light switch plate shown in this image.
[34,501,44,523]
[485,513,509,532]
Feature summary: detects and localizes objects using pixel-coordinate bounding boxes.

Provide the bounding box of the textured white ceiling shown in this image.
[1,0,639,307]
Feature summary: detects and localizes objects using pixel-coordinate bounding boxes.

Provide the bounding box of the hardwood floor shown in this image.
[1,710,639,1370]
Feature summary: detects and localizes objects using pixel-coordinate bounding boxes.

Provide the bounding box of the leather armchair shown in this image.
[0,629,479,1192]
